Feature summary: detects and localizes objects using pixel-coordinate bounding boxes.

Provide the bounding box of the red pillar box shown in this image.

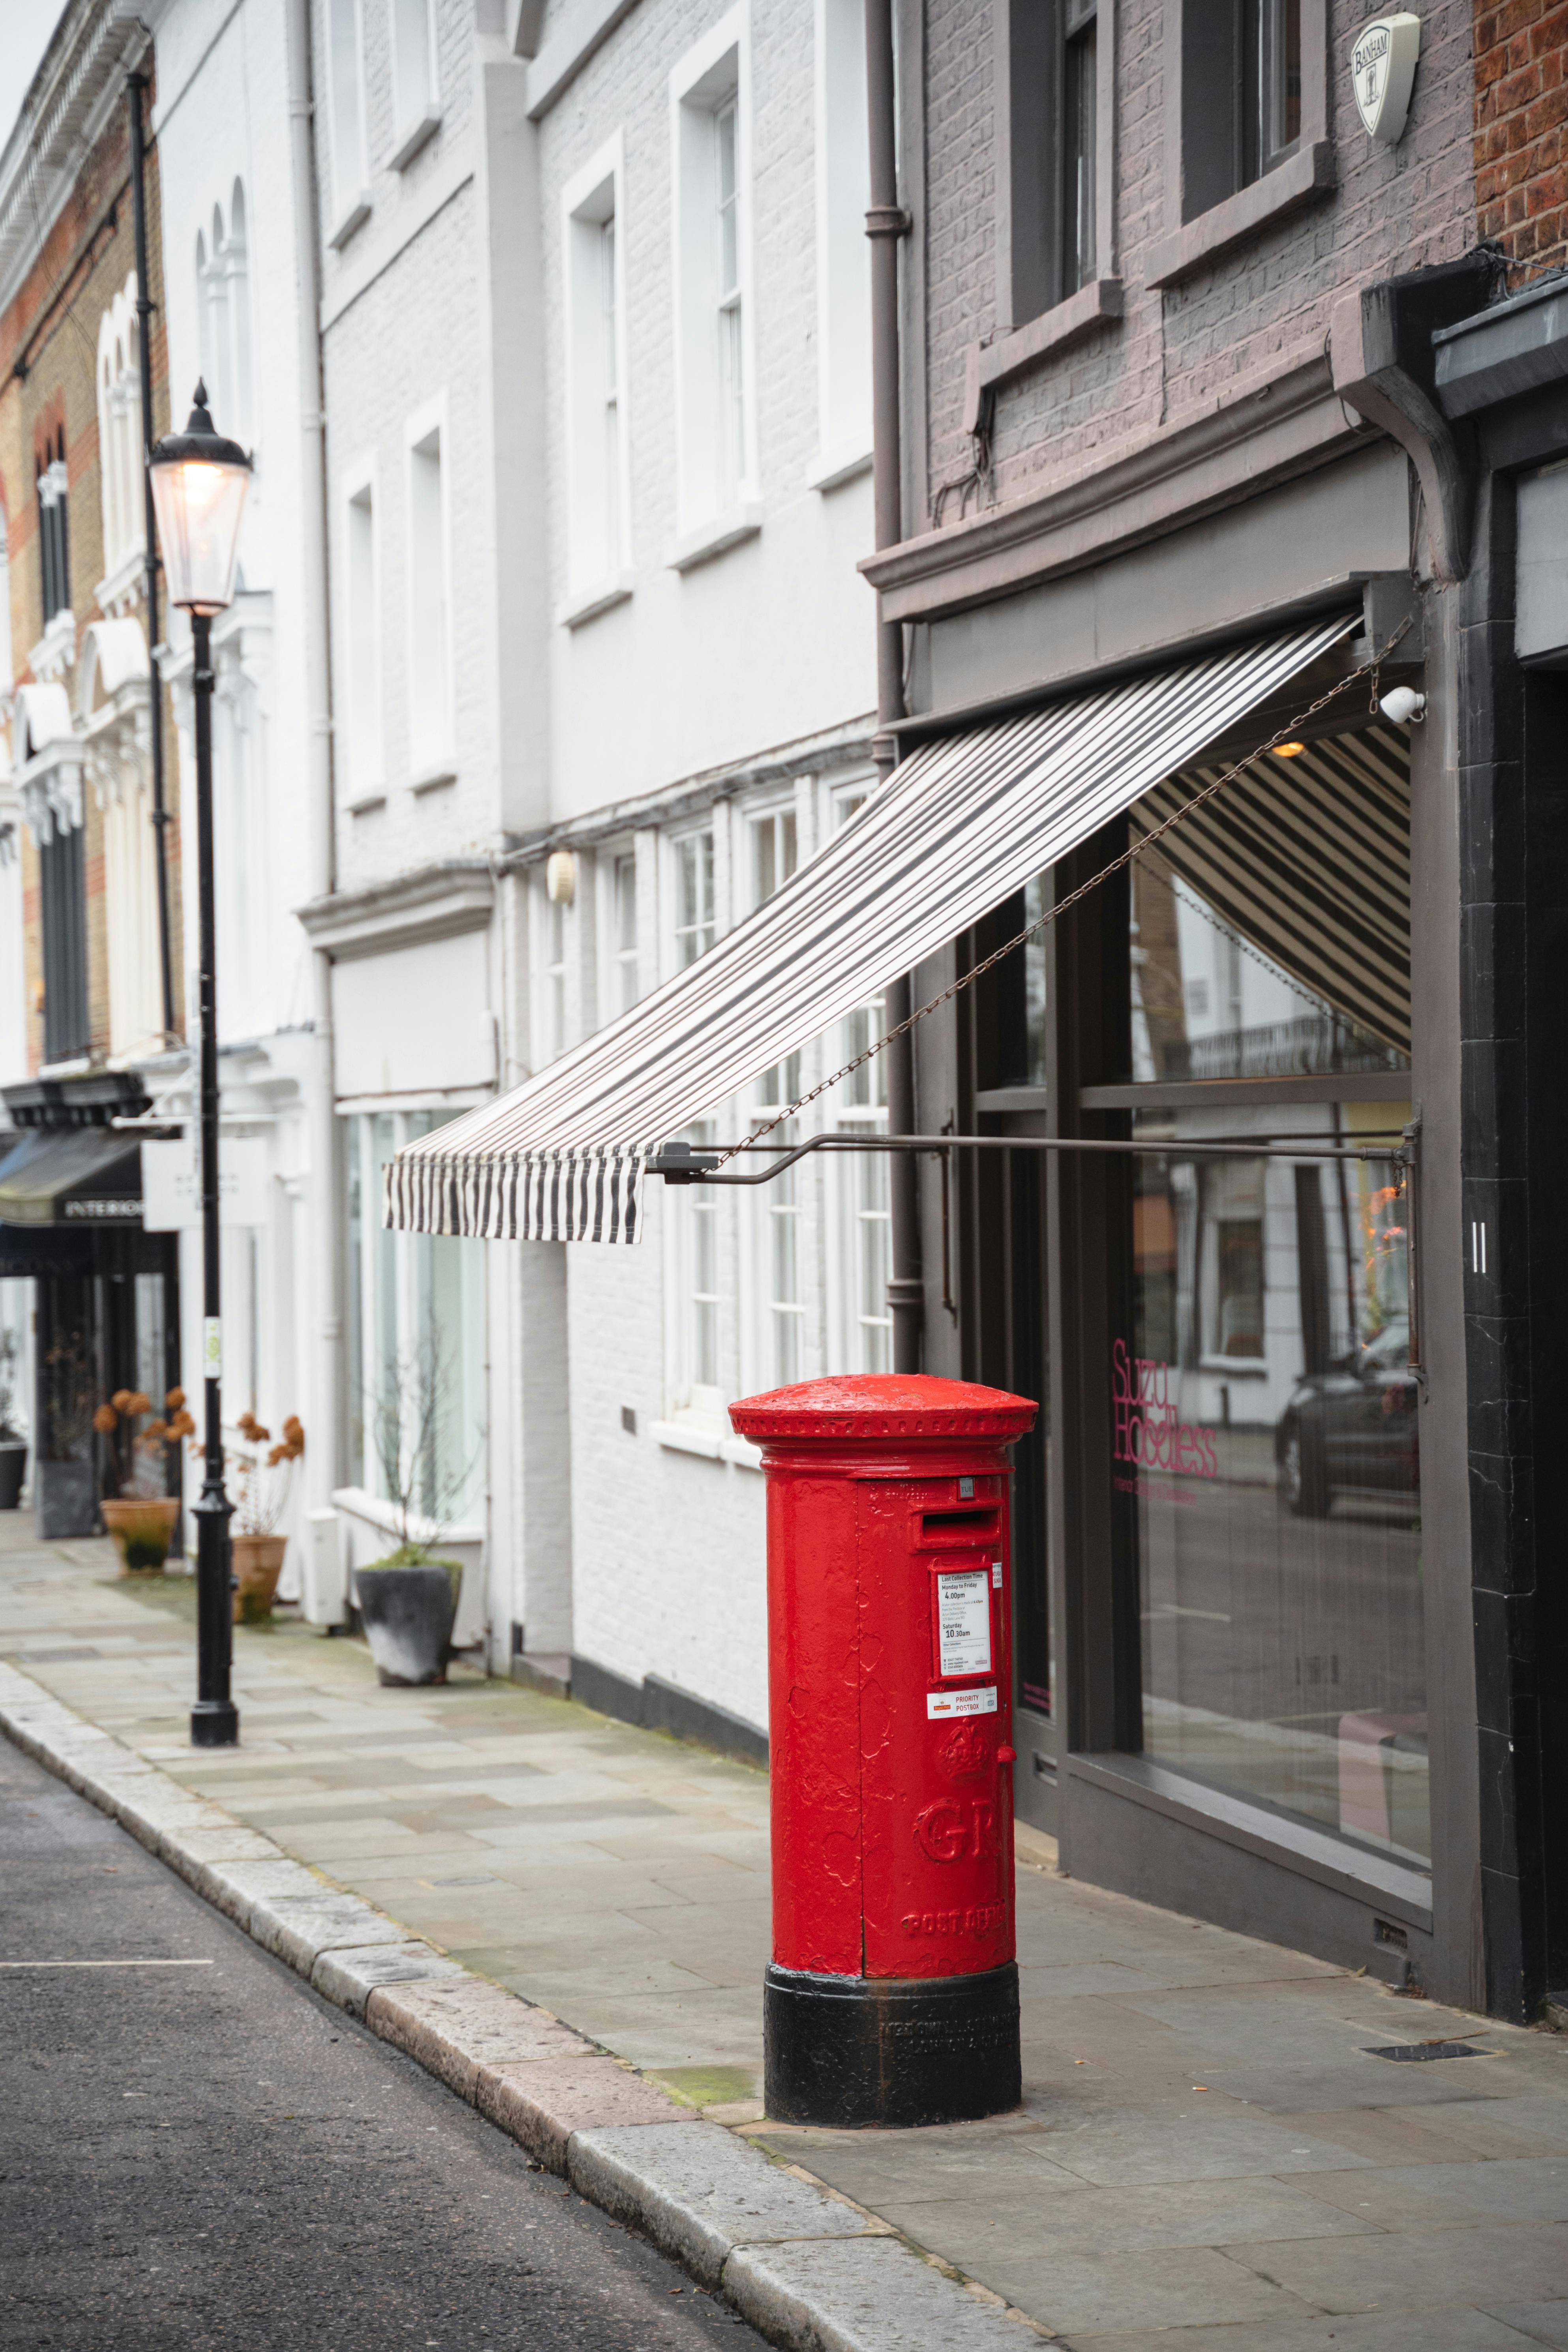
[728,1374,1038,2129]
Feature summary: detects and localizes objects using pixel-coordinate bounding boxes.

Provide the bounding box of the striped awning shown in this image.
[387,614,1354,1244]
[1133,722,1411,1055]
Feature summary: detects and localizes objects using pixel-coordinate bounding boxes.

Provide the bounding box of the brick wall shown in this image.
[0,81,179,1072]
[1474,0,1568,275]
[921,0,1478,516]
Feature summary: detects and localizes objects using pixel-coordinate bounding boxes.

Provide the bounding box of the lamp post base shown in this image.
[190,1698,239,1748]
[763,1959,1020,2128]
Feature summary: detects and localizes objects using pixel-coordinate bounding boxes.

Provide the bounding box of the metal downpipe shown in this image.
[865,0,922,1371]
[285,0,343,1507]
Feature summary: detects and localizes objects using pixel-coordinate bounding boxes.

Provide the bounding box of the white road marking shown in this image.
[0,1958,215,1968]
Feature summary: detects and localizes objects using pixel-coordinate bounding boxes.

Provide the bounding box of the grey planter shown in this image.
[0,1440,26,1512]
[354,1562,460,1686]
[36,1459,99,1540]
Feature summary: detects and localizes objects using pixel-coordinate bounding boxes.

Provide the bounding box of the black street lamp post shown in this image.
[148,383,253,1750]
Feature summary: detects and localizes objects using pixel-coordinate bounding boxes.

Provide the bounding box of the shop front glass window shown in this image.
[1119,720,1427,1869]
[346,1109,485,1525]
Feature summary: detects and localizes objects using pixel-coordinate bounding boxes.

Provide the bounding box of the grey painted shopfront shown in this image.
[871,226,1568,2021]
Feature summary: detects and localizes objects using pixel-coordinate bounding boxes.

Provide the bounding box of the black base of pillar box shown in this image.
[763,1960,1021,2128]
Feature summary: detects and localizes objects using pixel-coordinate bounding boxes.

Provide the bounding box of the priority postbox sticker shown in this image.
[927,1686,998,1719]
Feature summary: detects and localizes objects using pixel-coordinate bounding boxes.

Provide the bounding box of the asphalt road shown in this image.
[0,1735,765,2352]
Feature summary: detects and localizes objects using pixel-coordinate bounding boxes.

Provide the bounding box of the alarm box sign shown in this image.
[1350,13,1420,145]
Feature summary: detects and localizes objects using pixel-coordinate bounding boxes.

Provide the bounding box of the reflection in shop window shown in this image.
[1127,726,1412,1086]
[1022,872,1049,1086]
[1199,1157,1265,1362]
[1120,716,1425,1871]
[345,1110,485,1523]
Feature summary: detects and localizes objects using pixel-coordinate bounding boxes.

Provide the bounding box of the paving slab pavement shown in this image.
[5,1517,1568,2346]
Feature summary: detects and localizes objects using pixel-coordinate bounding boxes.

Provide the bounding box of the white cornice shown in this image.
[0,0,150,319]
[296,861,495,960]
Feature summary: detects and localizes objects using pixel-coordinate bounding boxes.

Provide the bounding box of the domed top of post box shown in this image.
[729,1373,1037,1444]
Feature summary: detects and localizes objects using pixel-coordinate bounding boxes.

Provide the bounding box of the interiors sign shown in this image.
[1112,1339,1217,1480]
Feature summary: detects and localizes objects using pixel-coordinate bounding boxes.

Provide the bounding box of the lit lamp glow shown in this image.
[147,381,251,613]
[1276,741,1307,759]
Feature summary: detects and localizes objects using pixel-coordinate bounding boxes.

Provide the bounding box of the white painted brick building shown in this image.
[516,0,882,1741]
[144,0,341,1574]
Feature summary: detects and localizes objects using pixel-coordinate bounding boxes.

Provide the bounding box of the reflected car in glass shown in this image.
[1275,1320,1418,1517]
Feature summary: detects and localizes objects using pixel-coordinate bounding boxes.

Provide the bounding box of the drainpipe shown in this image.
[865,0,921,1371]
[285,0,342,1504]
[126,69,175,1047]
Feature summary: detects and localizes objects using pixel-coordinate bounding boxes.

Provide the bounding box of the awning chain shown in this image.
[716,619,1412,1169]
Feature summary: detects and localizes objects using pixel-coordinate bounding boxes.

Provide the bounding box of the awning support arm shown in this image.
[650,1131,1413,1184]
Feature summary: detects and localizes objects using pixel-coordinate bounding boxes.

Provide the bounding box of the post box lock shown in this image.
[729,1372,1038,2132]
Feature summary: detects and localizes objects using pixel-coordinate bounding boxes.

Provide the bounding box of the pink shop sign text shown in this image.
[1112,1339,1218,1479]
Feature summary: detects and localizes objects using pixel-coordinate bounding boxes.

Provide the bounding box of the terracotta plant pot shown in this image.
[233,1532,288,1624]
[101,1495,180,1577]
[354,1560,461,1686]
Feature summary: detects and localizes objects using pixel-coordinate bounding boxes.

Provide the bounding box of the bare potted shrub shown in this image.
[0,1328,26,1511]
[97,1389,195,1575]
[229,1411,304,1622]
[36,1335,103,1540]
[354,1339,477,1687]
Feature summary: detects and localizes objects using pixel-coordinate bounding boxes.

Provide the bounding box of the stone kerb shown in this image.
[0,1660,1049,2351]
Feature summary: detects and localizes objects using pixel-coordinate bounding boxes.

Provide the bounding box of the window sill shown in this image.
[666,504,763,574]
[1199,1356,1268,1378]
[964,278,1123,429]
[332,1484,484,1549]
[556,572,635,629]
[347,790,387,816]
[1145,143,1335,289]
[805,443,872,495]
[1068,1748,1433,1927]
[409,764,458,795]
[328,194,372,251]
[390,107,442,171]
[652,1418,726,1460]
[721,1433,763,1471]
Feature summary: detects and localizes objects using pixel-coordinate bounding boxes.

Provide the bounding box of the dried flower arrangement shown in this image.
[229,1410,305,1536]
[94,1387,197,1500]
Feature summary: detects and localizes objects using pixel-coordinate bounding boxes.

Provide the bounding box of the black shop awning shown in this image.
[0,1128,146,1229]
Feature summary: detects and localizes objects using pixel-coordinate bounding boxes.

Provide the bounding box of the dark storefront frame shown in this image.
[913,597,1484,2004]
[0,1075,182,1532]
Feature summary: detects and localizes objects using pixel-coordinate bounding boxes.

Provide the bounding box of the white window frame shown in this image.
[560,135,632,618]
[668,9,760,561]
[595,834,642,1022]
[822,775,892,1375]
[664,820,717,979]
[341,453,383,809]
[530,865,575,1065]
[402,391,455,786]
[741,794,799,918]
[808,0,872,490]
[95,276,142,595]
[659,1115,733,1447]
[389,0,442,169]
[326,0,371,246]
[342,1106,487,1520]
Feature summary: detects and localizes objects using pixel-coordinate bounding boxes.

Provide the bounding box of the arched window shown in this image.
[206,203,231,424]
[227,180,251,442]
[194,191,252,445]
[95,275,144,589]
